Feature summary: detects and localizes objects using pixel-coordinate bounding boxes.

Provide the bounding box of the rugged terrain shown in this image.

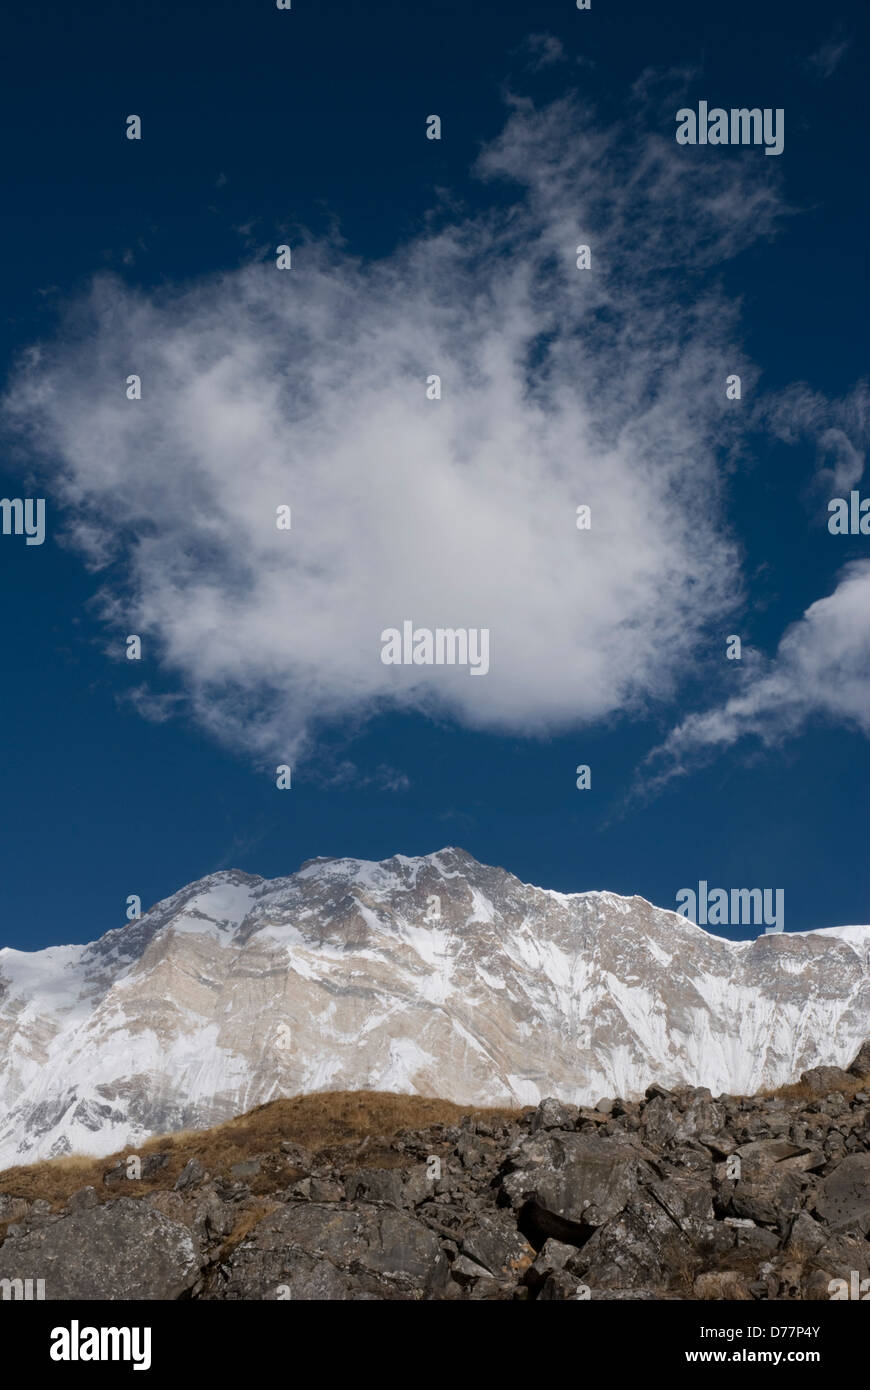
[1,848,869,1168]
[1,1045,869,1301]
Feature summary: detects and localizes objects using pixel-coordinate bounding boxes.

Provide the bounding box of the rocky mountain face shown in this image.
[1,1046,869,1301]
[1,847,869,1169]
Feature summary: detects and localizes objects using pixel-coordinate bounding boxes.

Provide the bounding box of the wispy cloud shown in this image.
[4,90,786,770]
[757,379,869,496]
[806,29,851,79]
[642,562,870,795]
[521,33,567,71]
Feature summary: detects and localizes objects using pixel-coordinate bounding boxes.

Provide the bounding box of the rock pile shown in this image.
[1,1043,868,1300]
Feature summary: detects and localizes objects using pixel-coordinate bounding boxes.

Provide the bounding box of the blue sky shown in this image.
[1,0,868,950]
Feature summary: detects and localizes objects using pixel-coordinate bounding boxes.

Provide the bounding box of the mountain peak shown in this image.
[1,850,868,1168]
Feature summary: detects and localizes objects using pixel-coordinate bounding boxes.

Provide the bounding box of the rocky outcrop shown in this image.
[0,1042,867,1301]
[0,1197,199,1300]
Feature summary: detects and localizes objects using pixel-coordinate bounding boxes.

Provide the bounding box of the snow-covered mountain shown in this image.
[1,847,868,1169]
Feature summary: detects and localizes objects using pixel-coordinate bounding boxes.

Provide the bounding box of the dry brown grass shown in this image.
[667,1236,774,1299]
[758,1074,865,1104]
[660,1233,700,1296]
[216,1198,282,1263]
[0,1091,522,1211]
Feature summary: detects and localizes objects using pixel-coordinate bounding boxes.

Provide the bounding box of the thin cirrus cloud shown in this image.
[805,30,851,80]
[640,380,870,795]
[642,560,870,795]
[5,92,796,771]
[758,379,869,497]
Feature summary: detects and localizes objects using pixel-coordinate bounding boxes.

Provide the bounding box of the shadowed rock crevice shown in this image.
[517,1200,594,1251]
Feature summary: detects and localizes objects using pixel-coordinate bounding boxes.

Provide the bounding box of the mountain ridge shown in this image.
[1,847,868,1170]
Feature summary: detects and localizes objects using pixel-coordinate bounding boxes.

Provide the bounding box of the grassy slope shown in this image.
[0,1091,524,1209]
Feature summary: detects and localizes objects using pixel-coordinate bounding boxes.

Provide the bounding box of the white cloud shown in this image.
[4,93,786,768]
[643,561,870,791]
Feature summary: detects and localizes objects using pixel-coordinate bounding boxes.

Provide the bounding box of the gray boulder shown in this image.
[530,1098,577,1133]
[814,1154,870,1233]
[459,1211,535,1280]
[501,1132,654,1228]
[175,1157,206,1191]
[214,1201,446,1300]
[0,1198,199,1299]
[641,1090,724,1147]
[800,1065,852,1096]
[848,1039,870,1081]
[568,1195,692,1291]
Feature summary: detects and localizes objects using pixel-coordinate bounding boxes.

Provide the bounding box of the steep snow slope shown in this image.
[0,848,868,1167]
